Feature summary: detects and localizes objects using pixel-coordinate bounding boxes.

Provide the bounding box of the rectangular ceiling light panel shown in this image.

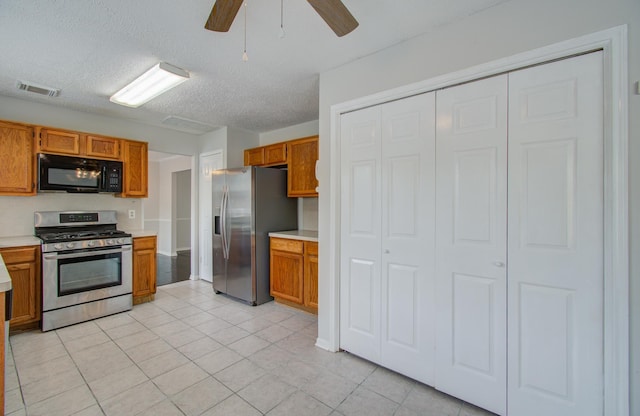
[110,62,189,108]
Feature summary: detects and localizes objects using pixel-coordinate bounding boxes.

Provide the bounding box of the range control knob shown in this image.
[117,238,126,244]
[107,239,115,245]
[87,241,96,247]
[66,242,75,249]
[54,243,64,250]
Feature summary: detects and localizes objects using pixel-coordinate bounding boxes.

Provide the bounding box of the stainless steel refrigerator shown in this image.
[212,166,297,305]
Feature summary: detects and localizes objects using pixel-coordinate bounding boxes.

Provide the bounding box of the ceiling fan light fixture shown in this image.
[110,62,189,108]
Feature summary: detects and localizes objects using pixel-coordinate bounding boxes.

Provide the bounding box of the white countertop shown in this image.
[268,230,318,242]
[0,254,12,293]
[125,230,158,238]
[0,235,41,248]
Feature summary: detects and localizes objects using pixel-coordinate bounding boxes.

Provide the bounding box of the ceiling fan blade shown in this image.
[307,0,359,37]
[204,0,244,32]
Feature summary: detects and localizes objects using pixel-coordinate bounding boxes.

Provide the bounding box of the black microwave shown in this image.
[38,153,123,193]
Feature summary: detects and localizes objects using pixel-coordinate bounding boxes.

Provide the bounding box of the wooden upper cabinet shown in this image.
[244,142,287,167]
[263,143,287,166]
[0,121,36,196]
[244,147,264,166]
[85,135,120,159]
[38,128,82,155]
[120,140,148,197]
[38,128,123,160]
[287,136,318,197]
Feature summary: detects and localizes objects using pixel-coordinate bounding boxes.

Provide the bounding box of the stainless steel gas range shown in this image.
[34,210,133,331]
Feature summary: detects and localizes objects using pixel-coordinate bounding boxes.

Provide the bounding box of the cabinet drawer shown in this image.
[271,238,303,254]
[133,236,156,250]
[0,246,38,264]
[305,241,318,256]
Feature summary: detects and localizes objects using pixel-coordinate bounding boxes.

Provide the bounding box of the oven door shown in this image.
[42,245,133,311]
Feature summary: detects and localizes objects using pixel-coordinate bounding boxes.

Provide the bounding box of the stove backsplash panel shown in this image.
[0,193,142,237]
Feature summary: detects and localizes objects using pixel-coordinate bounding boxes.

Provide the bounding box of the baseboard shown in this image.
[315,337,337,352]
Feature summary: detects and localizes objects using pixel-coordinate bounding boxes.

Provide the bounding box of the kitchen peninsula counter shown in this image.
[0,250,11,412]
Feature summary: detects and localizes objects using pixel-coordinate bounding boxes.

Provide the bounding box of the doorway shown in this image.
[144,151,193,286]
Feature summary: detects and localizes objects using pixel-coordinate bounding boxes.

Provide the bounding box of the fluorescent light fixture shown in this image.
[110,62,189,108]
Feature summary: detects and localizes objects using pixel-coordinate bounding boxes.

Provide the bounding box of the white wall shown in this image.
[316,0,640,412]
[259,120,320,231]
[260,120,319,145]
[227,126,259,168]
[175,169,191,251]
[143,160,161,236]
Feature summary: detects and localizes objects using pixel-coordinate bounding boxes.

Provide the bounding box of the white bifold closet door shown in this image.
[435,52,603,416]
[435,74,508,415]
[507,51,603,416]
[339,51,603,416]
[340,92,436,385]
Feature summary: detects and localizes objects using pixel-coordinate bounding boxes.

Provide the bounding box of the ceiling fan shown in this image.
[204,0,359,37]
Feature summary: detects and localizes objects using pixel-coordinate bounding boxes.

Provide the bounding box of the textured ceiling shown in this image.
[0,0,509,134]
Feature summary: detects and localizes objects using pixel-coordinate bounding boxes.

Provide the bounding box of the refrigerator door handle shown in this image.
[220,186,227,259]
[221,186,230,260]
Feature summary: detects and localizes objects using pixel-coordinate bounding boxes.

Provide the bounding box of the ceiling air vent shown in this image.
[162,116,216,135]
[16,80,60,97]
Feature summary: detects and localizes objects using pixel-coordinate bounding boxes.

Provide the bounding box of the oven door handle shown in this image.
[44,245,132,260]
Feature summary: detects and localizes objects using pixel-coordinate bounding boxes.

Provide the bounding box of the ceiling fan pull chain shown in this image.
[242,1,248,61]
[279,0,285,38]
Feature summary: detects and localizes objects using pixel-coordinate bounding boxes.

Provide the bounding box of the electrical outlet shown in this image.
[128,209,135,219]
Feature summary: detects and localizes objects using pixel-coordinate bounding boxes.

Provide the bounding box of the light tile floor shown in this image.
[5,280,496,416]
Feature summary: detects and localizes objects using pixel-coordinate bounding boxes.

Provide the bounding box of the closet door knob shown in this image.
[493,261,505,267]
[384,249,390,254]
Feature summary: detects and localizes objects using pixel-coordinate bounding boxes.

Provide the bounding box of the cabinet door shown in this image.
[304,242,318,311]
[86,135,120,159]
[121,140,148,197]
[0,246,41,328]
[0,121,35,195]
[270,238,304,304]
[244,147,265,166]
[133,237,157,297]
[39,128,81,155]
[287,136,318,197]
[264,143,287,166]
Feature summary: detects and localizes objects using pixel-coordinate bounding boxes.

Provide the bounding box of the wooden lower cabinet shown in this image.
[270,237,318,313]
[304,242,318,310]
[0,246,41,330]
[132,236,157,304]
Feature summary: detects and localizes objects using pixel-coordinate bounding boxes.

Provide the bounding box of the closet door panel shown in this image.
[435,74,508,415]
[380,93,436,385]
[340,106,382,363]
[507,51,603,416]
